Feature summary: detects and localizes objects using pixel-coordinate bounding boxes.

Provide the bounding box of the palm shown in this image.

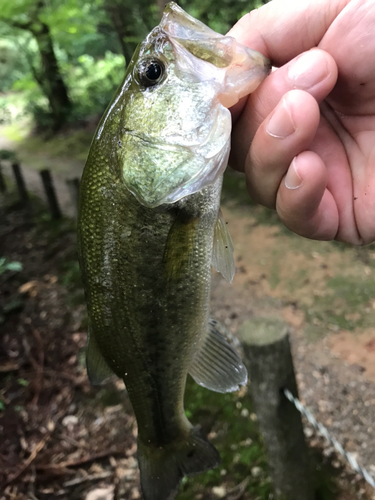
[316,2,375,243]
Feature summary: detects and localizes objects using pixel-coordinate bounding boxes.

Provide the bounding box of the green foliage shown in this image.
[180,0,268,34]
[0,39,28,92]
[0,257,22,275]
[17,378,29,387]
[0,0,269,129]
[68,51,125,120]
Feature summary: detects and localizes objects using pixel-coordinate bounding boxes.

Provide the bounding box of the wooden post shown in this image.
[66,177,80,216]
[40,169,62,219]
[0,163,6,192]
[238,317,314,500]
[12,162,28,202]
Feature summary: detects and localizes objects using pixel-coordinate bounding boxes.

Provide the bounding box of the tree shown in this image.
[0,0,270,133]
[0,1,72,131]
[100,0,158,62]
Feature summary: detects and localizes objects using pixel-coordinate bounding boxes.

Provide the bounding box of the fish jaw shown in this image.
[120,108,231,208]
[117,2,270,209]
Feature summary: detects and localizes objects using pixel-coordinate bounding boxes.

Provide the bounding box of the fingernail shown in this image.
[285,157,302,189]
[266,97,295,138]
[288,50,329,88]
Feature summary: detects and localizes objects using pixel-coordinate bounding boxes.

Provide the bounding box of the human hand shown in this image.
[228,0,375,244]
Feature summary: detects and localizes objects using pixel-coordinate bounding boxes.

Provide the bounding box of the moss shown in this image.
[177,377,341,499]
[269,260,281,289]
[303,275,375,333]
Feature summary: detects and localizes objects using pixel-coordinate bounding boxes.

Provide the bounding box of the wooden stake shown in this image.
[12,162,28,202]
[40,169,62,219]
[0,163,6,193]
[238,317,314,500]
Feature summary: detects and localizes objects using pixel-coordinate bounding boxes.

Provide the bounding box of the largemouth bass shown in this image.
[78,3,270,500]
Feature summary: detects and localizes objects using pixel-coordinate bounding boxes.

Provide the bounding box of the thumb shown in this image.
[227,0,350,66]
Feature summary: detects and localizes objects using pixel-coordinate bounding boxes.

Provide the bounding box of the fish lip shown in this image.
[157,12,271,109]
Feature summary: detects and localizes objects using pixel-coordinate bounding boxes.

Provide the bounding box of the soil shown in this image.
[1,165,375,500]
[216,200,375,498]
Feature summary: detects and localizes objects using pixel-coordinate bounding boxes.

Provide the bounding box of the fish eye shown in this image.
[138,59,165,87]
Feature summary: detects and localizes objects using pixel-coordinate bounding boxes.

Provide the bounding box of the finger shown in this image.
[231,48,338,172]
[227,0,350,65]
[276,151,339,240]
[244,90,321,208]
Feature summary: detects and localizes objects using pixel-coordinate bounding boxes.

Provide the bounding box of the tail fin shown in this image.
[137,427,221,500]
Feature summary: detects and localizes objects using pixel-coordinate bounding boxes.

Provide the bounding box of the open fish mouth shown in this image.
[161,2,271,108]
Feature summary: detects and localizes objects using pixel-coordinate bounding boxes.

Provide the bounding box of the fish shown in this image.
[77,3,270,500]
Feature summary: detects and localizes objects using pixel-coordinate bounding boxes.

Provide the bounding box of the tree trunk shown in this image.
[104,0,136,63]
[32,22,71,131]
[107,6,133,62]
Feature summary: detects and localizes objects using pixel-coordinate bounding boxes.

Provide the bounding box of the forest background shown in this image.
[0,0,267,133]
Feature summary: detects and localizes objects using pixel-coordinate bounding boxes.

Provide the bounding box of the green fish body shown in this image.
[78,4,270,500]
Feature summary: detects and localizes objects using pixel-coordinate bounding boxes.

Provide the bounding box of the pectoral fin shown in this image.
[163,213,198,280]
[212,210,235,282]
[189,318,248,393]
[86,331,114,385]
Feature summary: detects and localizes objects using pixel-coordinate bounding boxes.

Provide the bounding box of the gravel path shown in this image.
[1,160,83,218]
[0,128,84,218]
[292,333,375,486]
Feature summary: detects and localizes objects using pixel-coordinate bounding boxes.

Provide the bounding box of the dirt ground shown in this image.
[1,167,375,500]
[217,202,375,489]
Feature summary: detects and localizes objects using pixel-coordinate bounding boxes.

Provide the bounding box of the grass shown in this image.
[179,380,271,499]
[2,122,29,142]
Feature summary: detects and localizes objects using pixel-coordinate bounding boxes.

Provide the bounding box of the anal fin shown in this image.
[189,318,248,393]
[212,209,235,283]
[86,331,115,385]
